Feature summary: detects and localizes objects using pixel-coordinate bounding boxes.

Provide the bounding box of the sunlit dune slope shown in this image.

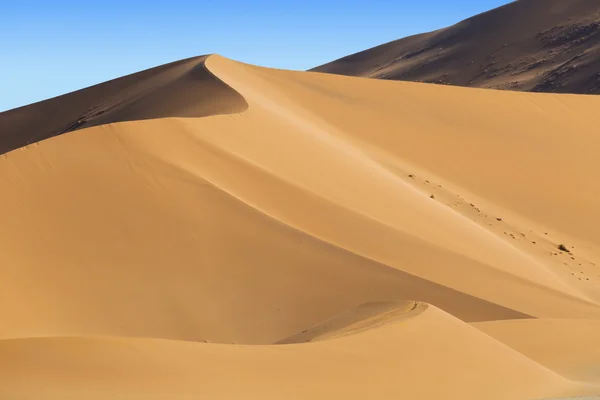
[2,54,600,399]
[0,304,589,400]
[474,318,600,382]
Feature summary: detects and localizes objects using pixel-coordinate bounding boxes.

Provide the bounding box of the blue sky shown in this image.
[0,0,510,111]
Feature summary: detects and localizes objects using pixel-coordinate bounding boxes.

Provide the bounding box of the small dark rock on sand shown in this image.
[558,244,570,253]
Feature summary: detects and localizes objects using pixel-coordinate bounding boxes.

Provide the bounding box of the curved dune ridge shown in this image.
[0,55,247,154]
[276,301,427,344]
[1,55,600,398]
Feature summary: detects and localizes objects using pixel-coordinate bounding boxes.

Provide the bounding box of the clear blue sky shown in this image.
[0,0,510,111]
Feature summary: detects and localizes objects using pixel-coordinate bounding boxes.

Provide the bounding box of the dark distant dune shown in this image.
[0,55,247,154]
[312,0,600,95]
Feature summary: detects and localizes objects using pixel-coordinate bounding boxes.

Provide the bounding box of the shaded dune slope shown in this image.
[2,55,600,399]
[0,55,247,154]
[312,0,600,94]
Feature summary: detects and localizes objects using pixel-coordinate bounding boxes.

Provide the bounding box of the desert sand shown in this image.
[0,54,600,399]
[313,0,600,94]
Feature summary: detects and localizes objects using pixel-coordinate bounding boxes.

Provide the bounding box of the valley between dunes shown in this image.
[1,55,600,399]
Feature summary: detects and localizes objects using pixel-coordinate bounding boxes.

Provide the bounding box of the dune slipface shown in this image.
[0,55,247,154]
[0,55,600,399]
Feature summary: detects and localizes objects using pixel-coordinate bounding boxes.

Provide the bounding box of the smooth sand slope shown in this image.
[0,305,587,400]
[475,318,600,382]
[1,55,600,398]
[312,0,600,94]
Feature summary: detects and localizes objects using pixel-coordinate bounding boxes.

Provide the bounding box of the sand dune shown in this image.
[0,305,592,400]
[312,0,600,94]
[1,54,600,398]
